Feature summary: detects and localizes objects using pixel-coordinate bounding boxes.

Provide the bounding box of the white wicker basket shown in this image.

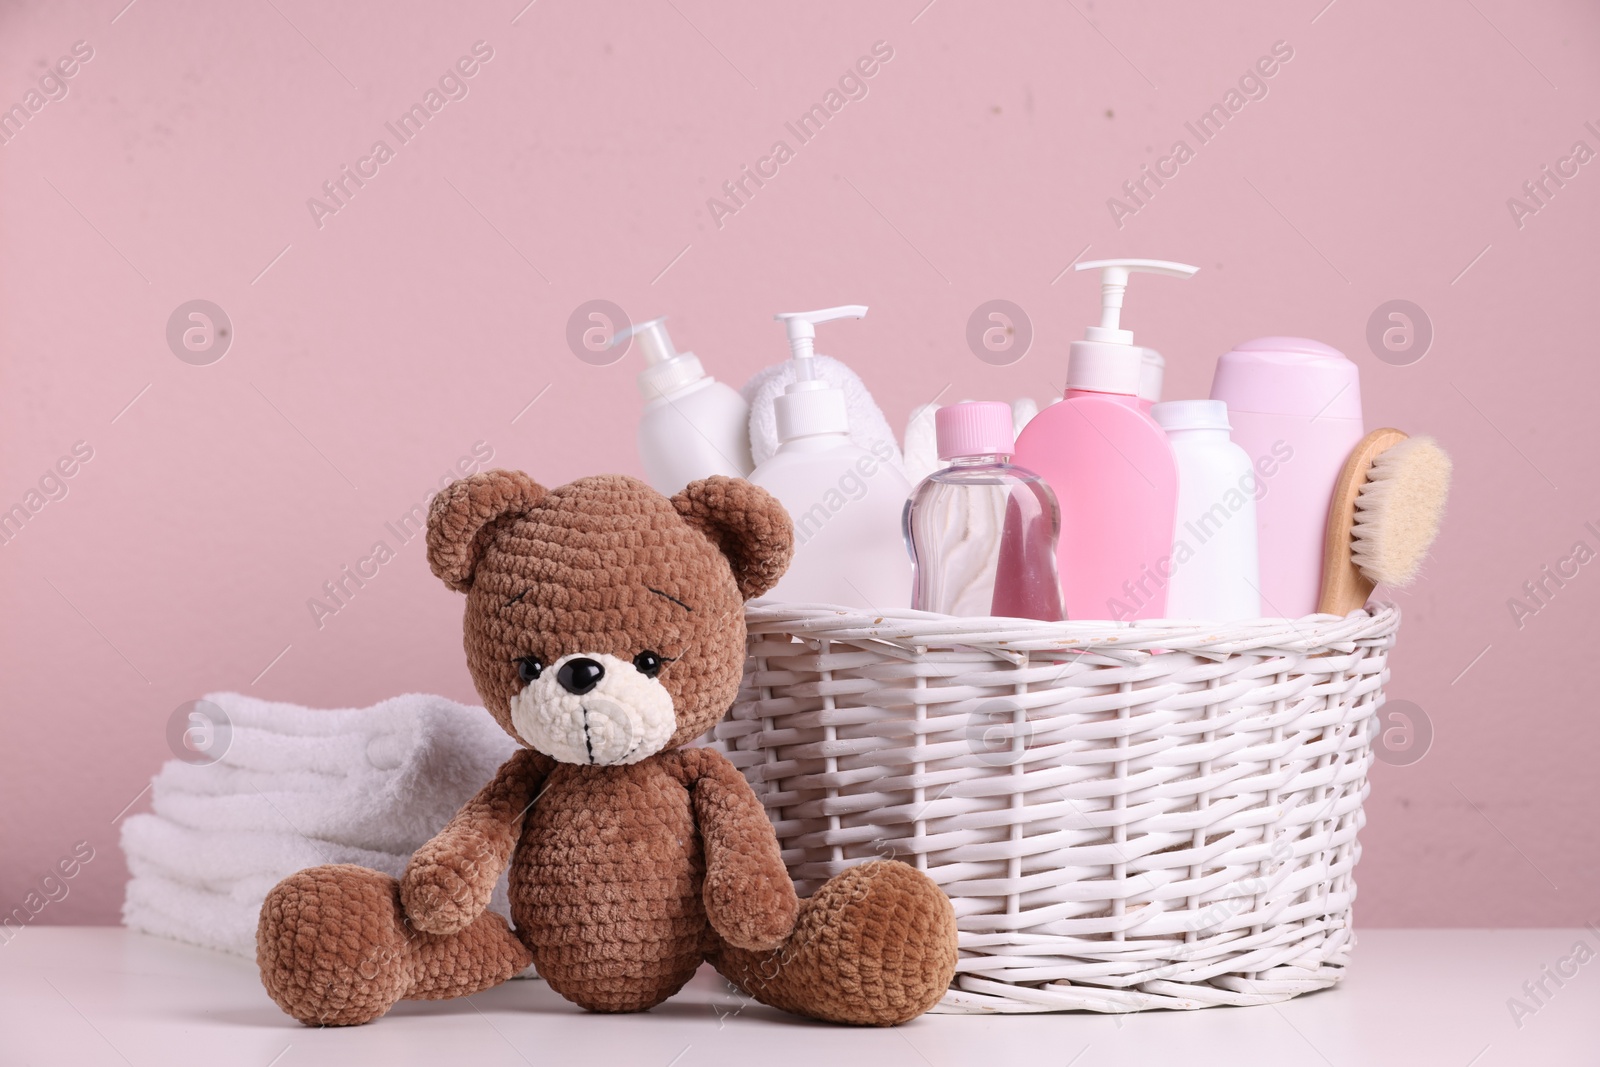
[715,602,1400,1013]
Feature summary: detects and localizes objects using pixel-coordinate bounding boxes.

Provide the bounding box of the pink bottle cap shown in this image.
[936,401,1013,459]
[1210,336,1363,420]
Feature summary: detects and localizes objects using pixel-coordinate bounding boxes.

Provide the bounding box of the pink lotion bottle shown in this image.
[1013,259,1198,620]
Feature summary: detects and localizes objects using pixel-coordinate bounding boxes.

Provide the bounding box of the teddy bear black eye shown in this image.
[632,650,662,678]
[515,656,544,684]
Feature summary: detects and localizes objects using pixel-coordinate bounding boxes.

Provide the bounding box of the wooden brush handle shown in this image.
[1318,428,1408,616]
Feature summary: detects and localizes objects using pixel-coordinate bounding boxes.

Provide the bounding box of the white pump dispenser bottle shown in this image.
[613,316,753,494]
[748,306,911,609]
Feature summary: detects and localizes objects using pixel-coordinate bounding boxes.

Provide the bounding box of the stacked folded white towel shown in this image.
[120,691,518,958]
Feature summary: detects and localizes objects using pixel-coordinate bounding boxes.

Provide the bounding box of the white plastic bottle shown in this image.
[614,316,753,494]
[748,306,912,609]
[1151,400,1261,619]
[1138,347,1165,409]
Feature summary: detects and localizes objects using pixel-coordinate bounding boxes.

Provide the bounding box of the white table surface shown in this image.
[1,928,1595,1066]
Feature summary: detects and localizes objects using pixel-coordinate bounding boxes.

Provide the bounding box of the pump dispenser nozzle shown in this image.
[611,316,709,401]
[775,305,867,376]
[613,316,677,364]
[772,305,867,441]
[1067,259,1197,396]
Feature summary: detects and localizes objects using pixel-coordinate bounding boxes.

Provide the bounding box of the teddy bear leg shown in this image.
[709,859,957,1026]
[257,864,533,1026]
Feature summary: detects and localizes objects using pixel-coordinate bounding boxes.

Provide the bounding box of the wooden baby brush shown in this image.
[1318,428,1452,615]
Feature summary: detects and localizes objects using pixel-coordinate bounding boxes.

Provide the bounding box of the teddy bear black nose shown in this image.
[556,657,605,695]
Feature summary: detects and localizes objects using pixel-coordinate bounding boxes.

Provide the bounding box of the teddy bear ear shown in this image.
[671,476,794,601]
[426,469,547,592]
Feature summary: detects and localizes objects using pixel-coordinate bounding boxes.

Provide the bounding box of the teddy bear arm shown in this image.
[400,748,553,936]
[689,751,800,952]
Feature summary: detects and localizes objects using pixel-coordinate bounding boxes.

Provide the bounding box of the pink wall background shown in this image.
[3,0,1597,927]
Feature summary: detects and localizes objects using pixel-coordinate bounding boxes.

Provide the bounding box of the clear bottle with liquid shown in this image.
[903,402,1065,620]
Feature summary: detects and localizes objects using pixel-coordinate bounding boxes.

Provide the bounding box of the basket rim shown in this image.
[743,601,1399,657]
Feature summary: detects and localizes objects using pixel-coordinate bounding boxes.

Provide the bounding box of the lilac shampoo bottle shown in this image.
[1209,337,1364,617]
[1012,259,1197,621]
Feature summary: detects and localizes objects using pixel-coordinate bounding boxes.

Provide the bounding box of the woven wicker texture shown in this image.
[715,603,1400,1013]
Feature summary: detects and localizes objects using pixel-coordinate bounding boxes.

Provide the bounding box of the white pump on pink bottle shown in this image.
[1014,258,1197,621]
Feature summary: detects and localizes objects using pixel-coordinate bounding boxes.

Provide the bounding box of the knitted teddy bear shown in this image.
[257,471,958,1027]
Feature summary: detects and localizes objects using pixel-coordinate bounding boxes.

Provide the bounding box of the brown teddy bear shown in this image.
[257,471,958,1026]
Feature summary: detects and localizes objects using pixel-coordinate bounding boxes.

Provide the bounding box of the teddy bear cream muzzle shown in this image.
[509,651,676,766]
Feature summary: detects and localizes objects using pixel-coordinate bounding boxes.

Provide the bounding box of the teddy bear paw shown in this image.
[706,887,799,951]
[399,862,484,936]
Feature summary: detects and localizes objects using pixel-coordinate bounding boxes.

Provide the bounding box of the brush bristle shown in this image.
[1351,435,1451,587]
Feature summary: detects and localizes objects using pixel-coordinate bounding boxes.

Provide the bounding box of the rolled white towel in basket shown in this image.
[743,354,907,473]
[120,692,518,958]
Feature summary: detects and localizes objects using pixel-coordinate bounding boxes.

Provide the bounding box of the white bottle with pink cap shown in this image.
[1209,337,1365,618]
